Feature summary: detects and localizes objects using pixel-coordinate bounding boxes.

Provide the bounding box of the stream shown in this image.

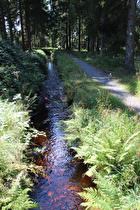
[31,61,94,209]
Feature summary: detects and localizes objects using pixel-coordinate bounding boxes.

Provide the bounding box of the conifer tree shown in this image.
[124,0,137,73]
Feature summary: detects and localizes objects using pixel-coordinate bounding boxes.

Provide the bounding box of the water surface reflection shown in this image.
[31,62,93,209]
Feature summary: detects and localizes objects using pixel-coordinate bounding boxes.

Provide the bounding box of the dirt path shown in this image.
[68,54,140,115]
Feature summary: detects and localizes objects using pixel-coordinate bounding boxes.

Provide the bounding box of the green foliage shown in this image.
[66,108,140,180]
[0,41,46,106]
[79,174,140,210]
[54,51,140,209]
[0,99,40,209]
[0,42,47,209]
[1,188,38,210]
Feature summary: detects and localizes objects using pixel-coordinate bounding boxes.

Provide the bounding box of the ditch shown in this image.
[31,61,95,209]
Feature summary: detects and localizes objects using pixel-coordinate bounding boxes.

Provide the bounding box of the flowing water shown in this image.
[31,62,95,210]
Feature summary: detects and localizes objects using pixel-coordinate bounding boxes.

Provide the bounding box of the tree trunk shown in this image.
[124,0,136,73]
[66,21,69,49]
[96,35,99,52]
[69,23,71,50]
[6,0,13,42]
[100,33,103,56]
[19,0,25,50]
[0,3,7,40]
[25,0,31,51]
[71,27,73,49]
[88,36,90,52]
[78,16,81,51]
[100,15,104,56]
[68,0,71,49]
[89,37,94,52]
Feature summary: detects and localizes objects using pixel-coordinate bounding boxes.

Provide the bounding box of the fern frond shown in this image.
[2,188,38,210]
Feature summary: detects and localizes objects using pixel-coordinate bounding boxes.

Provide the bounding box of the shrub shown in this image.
[0,41,46,106]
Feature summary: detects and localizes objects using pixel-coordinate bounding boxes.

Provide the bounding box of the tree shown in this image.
[124,0,137,73]
[6,0,14,42]
[18,0,25,50]
[0,0,7,40]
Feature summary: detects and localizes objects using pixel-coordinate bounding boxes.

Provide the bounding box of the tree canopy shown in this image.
[0,0,139,72]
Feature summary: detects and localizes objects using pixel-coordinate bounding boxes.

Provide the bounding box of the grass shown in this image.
[70,50,140,97]
[54,50,140,210]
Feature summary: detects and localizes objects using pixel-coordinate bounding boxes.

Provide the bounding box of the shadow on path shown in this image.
[68,54,140,115]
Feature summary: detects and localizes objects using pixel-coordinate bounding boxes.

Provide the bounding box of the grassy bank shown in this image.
[54,51,140,210]
[0,41,47,209]
[70,50,140,97]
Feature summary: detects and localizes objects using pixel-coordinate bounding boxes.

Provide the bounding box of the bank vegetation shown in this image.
[0,41,46,209]
[54,51,140,210]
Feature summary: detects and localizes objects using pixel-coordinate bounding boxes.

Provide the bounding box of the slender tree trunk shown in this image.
[0,4,7,40]
[68,0,71,49]
[66,21,68,49]
[78,16,81,51]
[6,0,13,42]
[90,37,94,52]
[69,23,71,50]
[100,16,104,56]
[19,0,25,50]
[71,27,73,49]
[100,33,103,56]
[96,35,99,52]
[25,0,31,51]
[88,36,90,51]
[124,0,136,73]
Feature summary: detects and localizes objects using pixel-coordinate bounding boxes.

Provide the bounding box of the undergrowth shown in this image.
[54,51,140,210]
[0,41,46,107]
[0,99,43,209]
[0,42,47,209]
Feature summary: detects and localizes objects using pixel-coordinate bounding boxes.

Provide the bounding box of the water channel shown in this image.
[31,61,94,209]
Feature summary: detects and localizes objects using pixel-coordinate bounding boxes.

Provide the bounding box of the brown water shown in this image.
[31,62,95,210]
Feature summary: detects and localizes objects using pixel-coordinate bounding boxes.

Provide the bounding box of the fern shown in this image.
[79,174,140,210]
[0,99,43,209]
[1,188,38,210]
[56,52,140,209]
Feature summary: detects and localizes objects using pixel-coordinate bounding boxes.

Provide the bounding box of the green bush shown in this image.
[0,41,46,106]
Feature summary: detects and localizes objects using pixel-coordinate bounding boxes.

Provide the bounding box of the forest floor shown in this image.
[68,54,140,115]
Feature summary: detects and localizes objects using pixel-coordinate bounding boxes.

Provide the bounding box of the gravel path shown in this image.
[68,54,140,115]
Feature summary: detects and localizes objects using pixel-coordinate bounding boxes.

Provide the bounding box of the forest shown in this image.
[0,0,140,71]
[0,0,140,209]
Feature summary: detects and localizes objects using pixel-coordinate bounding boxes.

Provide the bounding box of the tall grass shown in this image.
[54,51,140,210]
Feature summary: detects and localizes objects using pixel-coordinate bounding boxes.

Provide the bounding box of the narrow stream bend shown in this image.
[31,62,94,210]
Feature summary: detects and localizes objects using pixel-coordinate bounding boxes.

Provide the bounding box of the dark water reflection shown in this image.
[31,62,94,210]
